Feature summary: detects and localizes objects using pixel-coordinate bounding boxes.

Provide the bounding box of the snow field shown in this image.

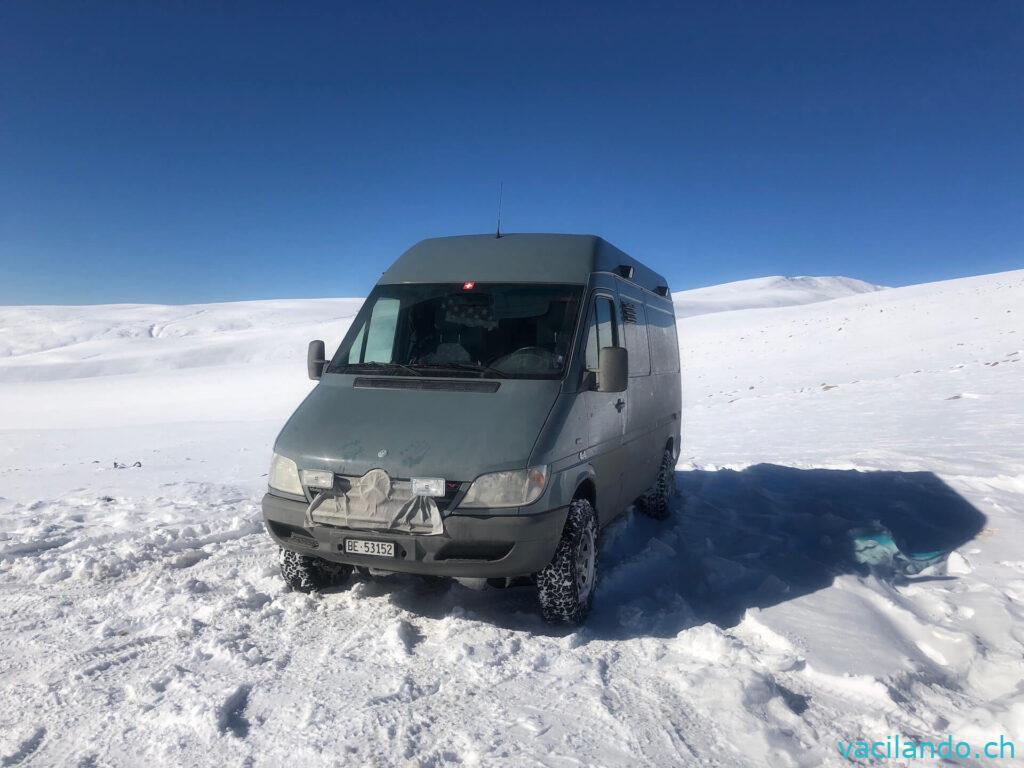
[1,270,1022,766]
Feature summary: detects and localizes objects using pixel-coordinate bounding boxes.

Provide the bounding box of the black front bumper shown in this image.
[262,492,567,578]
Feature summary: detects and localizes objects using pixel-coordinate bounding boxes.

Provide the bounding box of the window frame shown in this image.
[584,292,621,373]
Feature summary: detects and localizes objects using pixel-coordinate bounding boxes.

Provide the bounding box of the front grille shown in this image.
[304,476,465,511]
[435,481,464,511]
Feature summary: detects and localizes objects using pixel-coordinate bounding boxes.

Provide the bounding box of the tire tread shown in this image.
[536,499,598,623]
[279,548,352,593]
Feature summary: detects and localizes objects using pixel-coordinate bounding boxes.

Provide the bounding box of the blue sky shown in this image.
[1,1,1021,304]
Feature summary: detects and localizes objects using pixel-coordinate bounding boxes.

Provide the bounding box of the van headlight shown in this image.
[460,466,549,508]
[269,452,303,495]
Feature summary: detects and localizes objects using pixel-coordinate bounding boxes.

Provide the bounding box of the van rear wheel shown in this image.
[536,499,598,623]
[635,448,675,520]
[279,548,352,593]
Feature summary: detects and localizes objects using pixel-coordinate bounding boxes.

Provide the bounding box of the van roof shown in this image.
[380,233,669,295]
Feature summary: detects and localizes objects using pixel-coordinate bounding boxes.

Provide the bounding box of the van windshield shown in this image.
[328,283,584,380]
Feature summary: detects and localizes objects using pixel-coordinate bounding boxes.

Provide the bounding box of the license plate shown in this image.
[344,539,395,558]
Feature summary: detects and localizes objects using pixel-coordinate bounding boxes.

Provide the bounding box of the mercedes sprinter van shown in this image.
[262,234,681,622]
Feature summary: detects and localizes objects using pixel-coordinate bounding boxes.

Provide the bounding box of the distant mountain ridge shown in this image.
[673,275,886,318]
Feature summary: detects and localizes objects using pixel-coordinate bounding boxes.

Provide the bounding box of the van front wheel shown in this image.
[536,499,598,623]
[635,448,675,520]
[279,548,352,593]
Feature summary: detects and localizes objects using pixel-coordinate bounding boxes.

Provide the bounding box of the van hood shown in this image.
[273,375,561,481]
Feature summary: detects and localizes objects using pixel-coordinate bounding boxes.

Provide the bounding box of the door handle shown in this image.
[614,398,626,412]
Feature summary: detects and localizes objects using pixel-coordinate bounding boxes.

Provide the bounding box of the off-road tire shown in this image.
[536,498,598,623]
[635,448,675,520]
[279,548,352,593]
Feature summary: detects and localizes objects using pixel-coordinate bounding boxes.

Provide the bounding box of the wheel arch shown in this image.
[545,464,598,528]
[573,478,596,506]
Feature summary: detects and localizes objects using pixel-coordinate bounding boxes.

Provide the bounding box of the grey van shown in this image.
[262,234,681,622]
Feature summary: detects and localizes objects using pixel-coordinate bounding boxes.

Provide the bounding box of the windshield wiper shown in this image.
[415,362,509,379]
[344,362,423,377]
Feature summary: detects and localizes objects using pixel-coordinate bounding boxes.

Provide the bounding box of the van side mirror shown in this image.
[597,346,628,393]
[307,340,327,380]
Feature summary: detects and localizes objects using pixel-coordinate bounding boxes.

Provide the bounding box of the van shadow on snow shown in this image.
[375,464,986,640]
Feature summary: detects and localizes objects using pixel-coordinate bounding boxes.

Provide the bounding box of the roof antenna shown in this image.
[495,182,503,239]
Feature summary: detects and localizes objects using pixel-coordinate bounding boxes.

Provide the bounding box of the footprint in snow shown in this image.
[217,684,252,739]
[1,726,45,766]
[386,619,423,656]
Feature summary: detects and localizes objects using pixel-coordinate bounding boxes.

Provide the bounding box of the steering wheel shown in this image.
[488,346,553,369]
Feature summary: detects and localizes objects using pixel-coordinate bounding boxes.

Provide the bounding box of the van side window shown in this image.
[648,304,680,374]
[584,296,619,371]
[620,300,650,376]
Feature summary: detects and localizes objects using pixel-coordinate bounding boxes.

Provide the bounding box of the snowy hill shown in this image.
[0,298,364,382]
[673,275,885,318]
[0,299,363,426]
[0,270,1022,766]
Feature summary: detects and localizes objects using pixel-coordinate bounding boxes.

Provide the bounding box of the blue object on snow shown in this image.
[850,525,949,576]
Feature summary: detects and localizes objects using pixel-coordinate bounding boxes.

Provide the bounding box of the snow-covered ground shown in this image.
[1,271,1021,766]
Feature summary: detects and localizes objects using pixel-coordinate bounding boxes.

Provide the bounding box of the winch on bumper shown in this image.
[262,492,568,578]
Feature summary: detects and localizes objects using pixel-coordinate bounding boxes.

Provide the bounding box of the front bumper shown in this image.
[262,492,567,578]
